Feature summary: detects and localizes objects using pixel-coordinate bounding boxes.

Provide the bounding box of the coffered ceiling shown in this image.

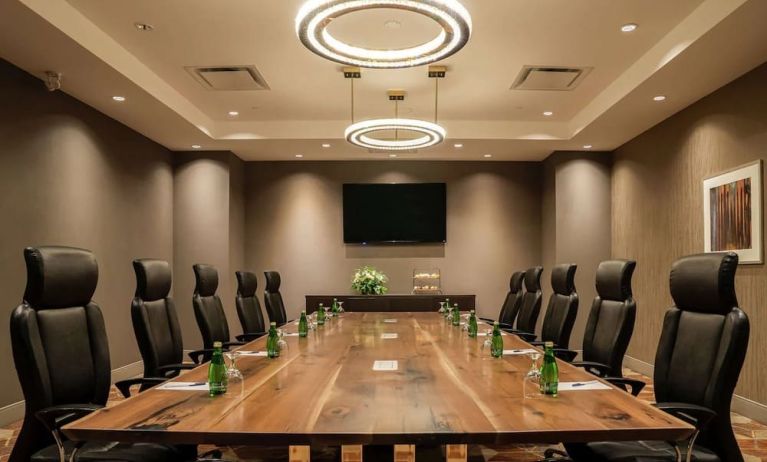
[1,0,766,160]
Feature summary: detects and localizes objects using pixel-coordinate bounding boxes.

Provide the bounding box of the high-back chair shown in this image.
[503,266,542,341]
[263,270,288,326]
[565,252,749,462]
[556,260,637,378]
[235,270,267,340]
[537,263,578,349]
[481,271,525,327]
[9,247,183,462]
[131,259,207,379]
[192,264,244,356]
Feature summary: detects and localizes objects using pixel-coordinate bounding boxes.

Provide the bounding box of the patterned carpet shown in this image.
[2,369,767,461]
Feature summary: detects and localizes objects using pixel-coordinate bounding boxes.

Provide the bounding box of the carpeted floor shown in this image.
[2,369,766,461]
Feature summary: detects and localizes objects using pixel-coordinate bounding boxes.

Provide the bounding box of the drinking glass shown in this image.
[277,328,289,351]
[438,301,446,314]
[523,352,542,399]
[225,351,244,393]
[337,301,345,314]
[481,328,494,351]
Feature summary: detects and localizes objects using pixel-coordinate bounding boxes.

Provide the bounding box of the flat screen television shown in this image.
[343,183,447,244]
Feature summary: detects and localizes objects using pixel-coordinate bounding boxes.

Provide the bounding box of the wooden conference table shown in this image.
[63,312,693,462]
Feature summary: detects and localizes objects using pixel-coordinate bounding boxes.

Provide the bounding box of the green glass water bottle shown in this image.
[451,303,460,326]
[208,341,228,396]
[316,303,326,325]
[540,341,559,396]
[491,321,503,358]
[331,298,339,316]
[298,311,308,337]
[267,322,280,358]
[468,310,478,337]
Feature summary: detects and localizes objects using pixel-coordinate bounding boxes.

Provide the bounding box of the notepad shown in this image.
[158,382,209,391]
[372,360,398,371]
[381,333,398,339]
[383,319,398,323]
[558,381,612,391]
[237,351,268,356]
[502,349,537,355]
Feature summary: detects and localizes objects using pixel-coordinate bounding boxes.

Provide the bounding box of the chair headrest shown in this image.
[23,246,98,309]
[670,252,738,314]
[133,259,171,302]
[236,271,257,297]
[264,271,281,293]
[510,271,525,293]
[596,259,636,301]
[551,264,577,295]
[193,264,218,297]
[524,266,543,292]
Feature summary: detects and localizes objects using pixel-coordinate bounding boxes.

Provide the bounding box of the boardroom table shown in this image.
[63,312,693,462]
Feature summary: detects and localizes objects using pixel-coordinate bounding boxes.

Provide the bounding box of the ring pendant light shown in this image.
[296,0,472,69]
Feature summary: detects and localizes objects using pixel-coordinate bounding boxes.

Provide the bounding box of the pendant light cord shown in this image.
[350,78,355,123]
[434,77,439,123]
[394,100,399,141]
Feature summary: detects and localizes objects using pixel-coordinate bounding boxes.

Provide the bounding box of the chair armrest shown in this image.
[35,404,103,432]
[501,329,537,342]
[529,340,548,347]
[553,349,578,363]
[654,402,716,430]
[236,332,266,342]
[115,377,167,398]
[571,360,612,377]
[478,317,495,323]
[156,363,197,375]
[223,341,246,348]
[542,448,572,461]
[605,377,646,397]
[188,348,221,364]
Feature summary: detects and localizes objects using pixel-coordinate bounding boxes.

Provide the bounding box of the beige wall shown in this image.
[0,59,174,407]
[172,152,245,348]
[243,161,543,321]
[612,62,767,403]
[542,152,612,349]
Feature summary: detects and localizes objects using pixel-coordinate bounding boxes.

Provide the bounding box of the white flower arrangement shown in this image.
[351,266,389,295]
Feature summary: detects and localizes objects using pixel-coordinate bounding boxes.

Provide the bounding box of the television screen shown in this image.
[343,183,446,244]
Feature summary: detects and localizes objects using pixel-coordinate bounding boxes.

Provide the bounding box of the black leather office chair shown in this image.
[502,266,542,341]
[235,271,267,341]
[555,260,637,379]
[264,271,289,326]
[129,259,209,387]
[480,271,524,327]
[192,264,244,358]
[563,252,749,462]
[531,264,578,349]
[9,247,186,462]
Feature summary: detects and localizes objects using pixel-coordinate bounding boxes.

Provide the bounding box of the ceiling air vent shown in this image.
[185,65,270,91]
[511,65,592,91]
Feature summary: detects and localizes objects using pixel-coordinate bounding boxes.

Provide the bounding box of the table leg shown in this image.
[342,445,363,462]
[394,444,416,462]
[446,444,467,462]
[289,445,311,462]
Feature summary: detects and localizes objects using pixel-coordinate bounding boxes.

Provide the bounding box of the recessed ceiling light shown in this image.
[295,154,304,158]
[134,22,154,32]
[322,143,331,148]
[543,111,553,116]
[583,145,593,149]
[621,23,638,33]
[653,95,667,102]
[454,143,463,148]
[227,111,239,117]
[484,154,492,158]
[384,19,402,29]
[191,145,201,149]
[389,154,398,158]
[112,96,126,102]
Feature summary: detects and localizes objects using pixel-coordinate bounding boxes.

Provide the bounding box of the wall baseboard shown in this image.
[624,355,767,425]
[0,360,144,427]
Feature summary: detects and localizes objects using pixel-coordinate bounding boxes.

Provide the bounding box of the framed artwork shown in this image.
[703,160,763,264]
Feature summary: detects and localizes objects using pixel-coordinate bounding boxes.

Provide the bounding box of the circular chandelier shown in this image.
[345,118,446,150]
[295,0,472,69]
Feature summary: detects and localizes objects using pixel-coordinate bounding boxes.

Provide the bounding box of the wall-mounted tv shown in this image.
[343,183,447,244]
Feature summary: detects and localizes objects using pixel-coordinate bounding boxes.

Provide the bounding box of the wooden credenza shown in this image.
[304,294,475,313]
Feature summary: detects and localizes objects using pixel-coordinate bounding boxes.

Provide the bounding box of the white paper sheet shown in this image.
[558,381,612,391]
[477,332,508,337]
[237,351,268,356]
[158,381,209,391]
[502,349,538,355]
[372,360,398,371]
[383,319,398,323]
[283,332,300,337]
[381,333,399,339]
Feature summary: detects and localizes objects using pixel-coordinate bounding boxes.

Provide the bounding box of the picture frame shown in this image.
[703,160,763,264]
